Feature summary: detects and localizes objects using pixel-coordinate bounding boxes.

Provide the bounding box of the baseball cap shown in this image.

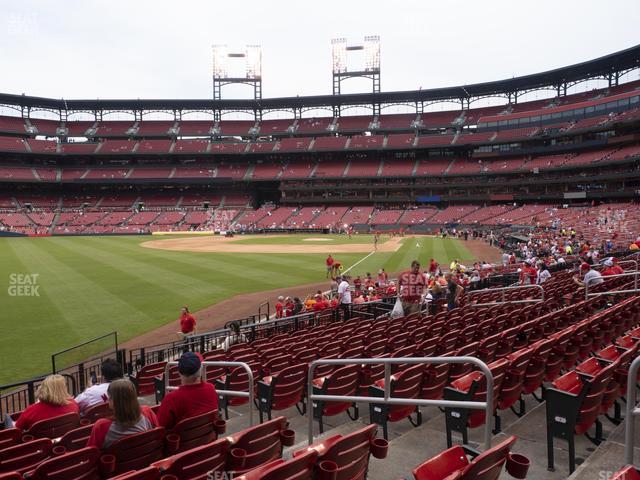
[580,263,590,271]
[603,258,613,267]
[178,351,203,376]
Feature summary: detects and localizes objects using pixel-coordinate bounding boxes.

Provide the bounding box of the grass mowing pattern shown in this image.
[0,234,474,384]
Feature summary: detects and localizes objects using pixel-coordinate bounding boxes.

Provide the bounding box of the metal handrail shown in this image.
[307,356,494,449]
[467,284,544,307]
[585,271,640,299]
[163,361,254,426]
[624,355,640,464]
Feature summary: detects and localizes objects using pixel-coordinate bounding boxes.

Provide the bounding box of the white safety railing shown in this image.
[306,356,494,449]
[164,360,255,426]
[624,355,640,464]
[467,284,544,307]
[585,272,640,300]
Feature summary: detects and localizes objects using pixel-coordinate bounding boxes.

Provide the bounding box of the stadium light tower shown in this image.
[331,35,381,116]
[212,44,263,121]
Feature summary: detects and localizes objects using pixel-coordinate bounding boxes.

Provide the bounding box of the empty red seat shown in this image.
[130,362,167,397]
[412,435,528,480]
[82,402,113,423]
[312,365,360,434]
[215,362,260,419]
[0,430,21,451]
[235,450,317,480]
[610,466,640,480]
[151,437,229,479]
[495,347,535,428]
[257,364,307,422]
[110,467,163,479]
[168,410,224,453]
[369,364,424,439]
[56,424,93,452]
[0,439,52,474]
[27,446,100,480]
[225,416,294,475]
[0,473,21,480]
[294,423,388,480]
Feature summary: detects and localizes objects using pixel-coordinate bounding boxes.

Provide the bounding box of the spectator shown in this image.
[13,374,79,431]
[398,260,428,315]
[537,262,551,284]
[76,358,122,416]
[445,272,464,310]
[87,379,157,450]
[337,275,352,320]
[177,306,196,340]
[574,263,604,287]
[219,321,247,351]
[275,296,285,319]
[325,254,334,279]
[157,352,218,430]
[284,297,294,316]
[292,297,304,316]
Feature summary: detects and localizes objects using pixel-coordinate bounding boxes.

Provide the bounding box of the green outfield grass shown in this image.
[0,234,474,385]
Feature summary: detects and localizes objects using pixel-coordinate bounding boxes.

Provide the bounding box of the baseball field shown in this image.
[0,233,494,385]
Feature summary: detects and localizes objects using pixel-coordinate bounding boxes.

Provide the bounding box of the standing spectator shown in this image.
[537,262,551,284]
[177,306,196,340]
[157,352,218,430]
[292,297,304,316]
[502,251,510,267]
[76,358,122,416]
[445,273,464,310]
[13,375,79,431]
[275,296,285,319]
[398,260,428,316]
[218,321,247,351]
[284,297,295,317]
[337,275,352,320]
[428,258,438,275]
[87,379,158,450]
[325,254,334,279]
[377,269,388,286]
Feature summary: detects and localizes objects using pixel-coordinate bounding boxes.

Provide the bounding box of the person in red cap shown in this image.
[574,262,603,287]
[177,306,196,340]
[156,351,218,430]
[325,254,334,278]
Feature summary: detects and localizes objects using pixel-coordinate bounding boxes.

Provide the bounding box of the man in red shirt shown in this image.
[601,257,624,276]
[428,258,438,275]
[177,306,196,340]
[398,260,428,315]
[326,254,334,278]
[157,352,218,430]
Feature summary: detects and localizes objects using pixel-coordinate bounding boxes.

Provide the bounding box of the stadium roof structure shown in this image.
[1,44,639,117]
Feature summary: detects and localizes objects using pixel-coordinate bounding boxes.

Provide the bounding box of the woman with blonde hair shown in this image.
[87,378,157,450]
[14,374,79,431]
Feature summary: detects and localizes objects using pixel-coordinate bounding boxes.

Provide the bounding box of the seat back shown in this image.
[154,438,229,479]
[239,450,317,480]
[316,424,378,480]
[26,412,81,440]
[57,424,94,452]
[170,410,218,453]
[29,446,100,480]
[110,467,162,479]
[412,445,468,480]
[83,401,113,423]
[103,427,166,476]
[268,364,307,411]
[0,429,21,451]
[227,416,289,474]
[132,362,167,396]
[460,435,517,480]
[0,438,52,474]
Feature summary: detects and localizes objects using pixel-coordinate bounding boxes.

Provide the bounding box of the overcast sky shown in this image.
[1,0,639,101]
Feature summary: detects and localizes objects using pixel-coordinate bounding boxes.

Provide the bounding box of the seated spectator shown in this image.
[574,262,604,287]
[218,321,247,351]
[157,352,218,430]
[76,358,122,416]
[14,374,79,431]
[87,379,157,450]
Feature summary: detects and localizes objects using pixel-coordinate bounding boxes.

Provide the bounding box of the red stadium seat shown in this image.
[0,429,21,451]
[130,362,167,397]
[56,424,93,452]
[312,365,360,434]
[27,446,100,480]
[110,467,163,479]
[100,427,169,477]
[168,410,224,453]
[0,438,53,474]
[610,466,640,480]
[294,423,388,480]
[369,364,424,439]
[225,416,293,475]
[412,435,527,480]
[82,401,113,423]
[23,413,81,440]
[235,450,317,480]
[257,363,307,422]
[151,438,229,479]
